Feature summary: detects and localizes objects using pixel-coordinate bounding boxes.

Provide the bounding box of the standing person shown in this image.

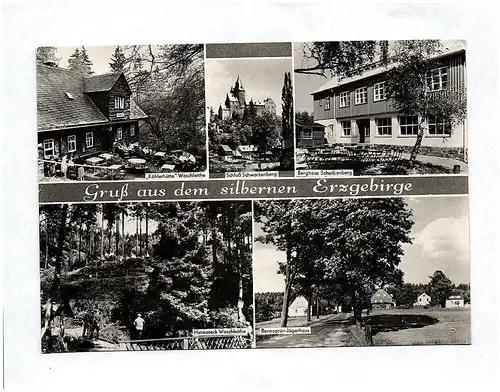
[77,165,85,181]
[134,313,145,340]
[60,155,68,178]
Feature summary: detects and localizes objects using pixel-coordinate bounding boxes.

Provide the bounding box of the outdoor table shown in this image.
[99,153,114,161]
[86,157,104,165]
[161,164,176,171]
[128,158,146,166]
[154,151,167,158]
[108,164,123,170]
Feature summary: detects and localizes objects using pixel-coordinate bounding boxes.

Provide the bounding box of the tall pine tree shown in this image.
[109,45,127,74]
[68,46,94,75]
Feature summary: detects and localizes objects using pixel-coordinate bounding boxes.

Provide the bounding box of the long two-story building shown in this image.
[310,42,467,157]
[37,64,147,161]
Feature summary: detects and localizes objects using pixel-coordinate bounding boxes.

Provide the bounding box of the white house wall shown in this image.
[316,116,466,149]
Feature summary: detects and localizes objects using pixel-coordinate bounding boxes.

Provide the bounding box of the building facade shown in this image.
[288,296,308,317]
[217,76,276,120]
[311,42,467,155]
[296,122,326,148]
[371,288,395,310]
[37,64,147,162]
[445,292,465,308]
[414,293,431,307]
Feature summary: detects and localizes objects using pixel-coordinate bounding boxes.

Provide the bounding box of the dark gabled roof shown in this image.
[37,65,146,131]
[37,64,108,131]
[219,144,233,152]
[84,73,123,93]
[296,122,325,128]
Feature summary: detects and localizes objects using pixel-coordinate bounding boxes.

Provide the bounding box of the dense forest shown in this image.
[40,201,253,350]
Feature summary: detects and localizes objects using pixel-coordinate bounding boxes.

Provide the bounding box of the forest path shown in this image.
[256,312,352,348]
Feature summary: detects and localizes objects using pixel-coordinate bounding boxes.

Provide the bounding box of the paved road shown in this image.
[401,153,468,173]
[256,313,353,348]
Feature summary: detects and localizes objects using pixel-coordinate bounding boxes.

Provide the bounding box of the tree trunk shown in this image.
[316,295,320,319]
[45,226,48,269]
[122,211,125,257]
[280,241,293,327]
[409,120,427,166]
[78,229,81,266]
[139,216,143,257]
[307,293,312,322]
[100,212,104,261]
[135,215,139,256]
[115,215,120,255]
[352,288,362,327]
[145,205,149,256]
[42,204,68,337]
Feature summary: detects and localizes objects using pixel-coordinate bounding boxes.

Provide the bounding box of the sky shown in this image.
[205,57,292,113]
[56,46,117,74]
[254,196,470,293]
[293,42,332,114]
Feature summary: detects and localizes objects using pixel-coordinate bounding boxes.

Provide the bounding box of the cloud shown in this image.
[411,216,470,282]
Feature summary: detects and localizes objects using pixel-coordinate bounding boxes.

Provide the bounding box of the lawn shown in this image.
[366,307,471,346]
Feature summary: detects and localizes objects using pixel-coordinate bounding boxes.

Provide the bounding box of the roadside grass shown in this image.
[367,307,471,346]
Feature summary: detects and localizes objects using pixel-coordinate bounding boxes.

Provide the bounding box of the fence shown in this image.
[304,146,403,168]
[120,335,251,351]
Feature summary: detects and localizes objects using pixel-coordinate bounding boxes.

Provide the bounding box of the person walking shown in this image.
[134,313,145,340]
[60,155,68,178]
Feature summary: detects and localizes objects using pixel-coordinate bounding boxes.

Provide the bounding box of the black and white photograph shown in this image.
[39,201,253,353]
[294,40,468,176]
[254,196,470,348]
[37,44,207,182]
[207,50,294,176]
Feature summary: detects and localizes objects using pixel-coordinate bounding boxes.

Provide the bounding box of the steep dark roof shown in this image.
[37,65,108,131]
[37,65,146,131]
[84,73,123,93]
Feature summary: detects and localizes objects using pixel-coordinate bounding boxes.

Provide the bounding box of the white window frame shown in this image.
[355,86,368,105]
[426,67,448,92]
[116,127,123,140]
[67,135,77,153]
[341,121,351,137]
[324,98,330,110]
[43,139,55,157]
[115,96,125,109]
[428,116,452,136]
[130,125,135,136]
[86,132,94,148]
[399,115,419,136]
[373,81,386,102]
[302,128,313,139]
[376,118,392,136]
[339,91,350,108]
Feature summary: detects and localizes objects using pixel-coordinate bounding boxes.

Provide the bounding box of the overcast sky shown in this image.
[254,196,470,293]
[205,57,292,113]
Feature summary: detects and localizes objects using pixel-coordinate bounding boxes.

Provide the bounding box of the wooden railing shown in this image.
[120,335,251,351]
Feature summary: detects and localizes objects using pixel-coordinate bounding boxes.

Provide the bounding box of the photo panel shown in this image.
[37,44,208,183]
[206,42,295,179]
[39,200,254,353]
[253,196,470,348]
[293,40,468,177]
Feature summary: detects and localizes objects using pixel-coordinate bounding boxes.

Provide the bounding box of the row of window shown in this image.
[42,125,135,157]
[330,67,449,108]
[340,116,451,137]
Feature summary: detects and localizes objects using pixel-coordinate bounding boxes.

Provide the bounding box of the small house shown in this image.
[414,293,431,307]
[296,122,326,149]
[218,145,234,161]
[236,145,258,159]
[445,291,465,308]
[371,288,395,310]
[37,64,147,162]
[288,296,308,317]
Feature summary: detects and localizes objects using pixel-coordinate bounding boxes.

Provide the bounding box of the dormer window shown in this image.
[65,92,74,100]
[115,97,125,109]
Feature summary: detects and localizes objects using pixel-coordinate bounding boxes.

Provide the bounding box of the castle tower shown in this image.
[234,75,246,108]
